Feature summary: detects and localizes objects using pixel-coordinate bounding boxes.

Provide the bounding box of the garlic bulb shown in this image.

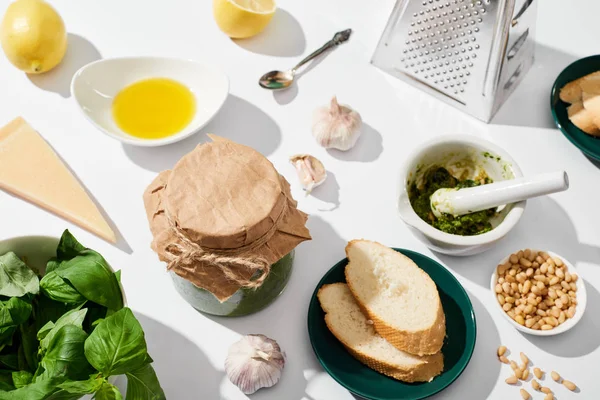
[290,154,327,195]
[225,334,285,395]
[312,96,362,151]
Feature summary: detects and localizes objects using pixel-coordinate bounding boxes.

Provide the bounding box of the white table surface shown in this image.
[1,0,599,399]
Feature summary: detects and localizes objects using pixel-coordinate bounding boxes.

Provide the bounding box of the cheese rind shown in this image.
[0,117,116,243]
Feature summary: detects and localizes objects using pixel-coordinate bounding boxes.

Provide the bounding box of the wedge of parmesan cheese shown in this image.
[0,117,115,243]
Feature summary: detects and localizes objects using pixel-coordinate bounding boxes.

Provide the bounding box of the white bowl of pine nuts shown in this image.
[491,249,587,336]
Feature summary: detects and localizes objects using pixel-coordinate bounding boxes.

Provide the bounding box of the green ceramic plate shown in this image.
[307,248,476,400]
[551,55,600,160]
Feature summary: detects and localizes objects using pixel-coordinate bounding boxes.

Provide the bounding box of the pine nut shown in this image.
[548,265,555,275]
[506,375,518,384]
[540,263,548,274]
[549,276,560,286]
[524,249,531,258]
[531,322,541,330]
[563,380,576,391]
[565,272,572,282]
[506,296,515,304]
[498,263,509,275]
[553,257,564,267]
[510,254,519,264]
[534,275,546,282]
[515,368,523,379]
[510,360,519,370]
[536,256,544,264]
[497,294,505,305]
[558,311,566,324]
[525,318,536,328]
[561,281,570,291]
[531,379,541,390]
[541,386,551,394]
[520,258,532,267]
[519,352,528,365]
[536,309,546,317]
[503,303,512,311]
[554,299,563,309]
[570,282,577,291]
[548,288,557,299]
[522,368,529,380]
[511,282,519,292]
[524,304,534,314]
[567,306,576,319]
[560,294,569,304]
[551,371,560,382]
[505,274,516,283]
[509,268,518,276]
[498,277,505,284]
[502,282,511,294]
[497,345,507,357]
[541,324,553,330]
[515,315,525,325]
[533,367,543,379]
[544,394,554,400]
[520,389,531,400]
[571,272,578,282]
[499,355,509,364]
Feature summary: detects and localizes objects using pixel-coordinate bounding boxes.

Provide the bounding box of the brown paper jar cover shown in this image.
[143,135,311,302]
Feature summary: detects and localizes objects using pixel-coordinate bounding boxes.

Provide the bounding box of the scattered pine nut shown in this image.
[521,368,529,380]
[551,371,560,382]
[497,346,507,357]
[499,355,509,364]
[520,388,531,400]
[541,386,551,394]
[515,368,524,380]
[531,379,540,390]
[544,394,554,400]
[533,367,543,379]
[520,352,529,366]
[563,380,577,391]
[505,375,518,385]
[510,361,519,371]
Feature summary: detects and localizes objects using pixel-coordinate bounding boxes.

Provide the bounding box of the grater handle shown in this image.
[291,29,352,74]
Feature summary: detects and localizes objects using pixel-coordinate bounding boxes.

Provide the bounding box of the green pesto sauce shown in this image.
[409,167,496,236]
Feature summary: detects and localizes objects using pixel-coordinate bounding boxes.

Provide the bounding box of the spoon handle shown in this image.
[292,29,352,73]
[432,171,569,217]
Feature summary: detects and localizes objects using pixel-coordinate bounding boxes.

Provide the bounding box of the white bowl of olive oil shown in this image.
[71,57,229,146]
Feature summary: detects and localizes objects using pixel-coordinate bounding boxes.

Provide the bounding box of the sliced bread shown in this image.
[344,240,446,356]
[318,283,444,383]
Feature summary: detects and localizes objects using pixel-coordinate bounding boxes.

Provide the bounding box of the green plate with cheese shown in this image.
[307,248,476,400]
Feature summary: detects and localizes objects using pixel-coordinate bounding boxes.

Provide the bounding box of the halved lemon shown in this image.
[213,0,276,39]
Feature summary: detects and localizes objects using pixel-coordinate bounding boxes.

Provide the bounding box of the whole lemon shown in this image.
[1,0,67,74]
[213,0,276,39]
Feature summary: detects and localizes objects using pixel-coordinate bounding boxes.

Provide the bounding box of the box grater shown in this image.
[372,0,537,122]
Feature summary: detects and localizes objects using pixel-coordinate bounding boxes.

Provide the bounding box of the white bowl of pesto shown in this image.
[397,135,526,256]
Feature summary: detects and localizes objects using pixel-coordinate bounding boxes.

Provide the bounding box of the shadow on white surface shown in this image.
[520,280,600,358]
[117,312,223,399]
[274,84,299,105]
[28,34,102,98]
[437,197,600,289]
[311,171,340,211]
[585,155,600,169]
[202,216,346,399]
[122,95,282,172]
[233,9,306,57]
[427,293,501,400]
[491,44,578,129]
[326,123,383,163]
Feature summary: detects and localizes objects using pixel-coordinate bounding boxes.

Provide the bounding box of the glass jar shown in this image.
[170,251,294,316]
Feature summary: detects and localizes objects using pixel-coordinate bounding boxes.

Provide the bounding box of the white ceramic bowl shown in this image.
[397,135,526,256]
[71,57,229,147]
[490,251,586,336]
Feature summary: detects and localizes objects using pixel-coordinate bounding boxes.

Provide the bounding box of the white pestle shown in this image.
[430,171,569,218]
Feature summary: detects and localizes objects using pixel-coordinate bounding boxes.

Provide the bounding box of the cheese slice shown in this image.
[0,117,116,243]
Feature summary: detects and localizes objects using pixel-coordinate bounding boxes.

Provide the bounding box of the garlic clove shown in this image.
[225,334,285,395]
[289,154,327,195]
[312,96,362,151]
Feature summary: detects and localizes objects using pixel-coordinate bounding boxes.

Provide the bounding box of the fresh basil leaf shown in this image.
[114,270,121,283]
[94,383,123,400]
[46,258,61,274]
[20,323,38,372]
[0,377,62,399]
[37,321,55,342]
[12,370,33,388]
[0,297,32,347]
[39,309,87,354]
[54,251,123,311]
[33,295,74,332]
[125,364,165,400]
[0,252,39,297]
[83,302,108,333]
[45,390,86,400]
[56,230,86,261]
[37,325,93,382]
[57,375,104,394]
[84,308,147,376]
[0,354,18,370]
[40,272,86,305]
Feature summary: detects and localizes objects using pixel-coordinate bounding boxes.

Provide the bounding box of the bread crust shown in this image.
[318,283,444,383]
[344,239,446,356]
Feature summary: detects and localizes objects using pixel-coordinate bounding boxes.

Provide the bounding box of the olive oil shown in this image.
[112,78,196,139]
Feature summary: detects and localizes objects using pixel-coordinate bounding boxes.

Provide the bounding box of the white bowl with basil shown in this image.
[0,231,165,399]
[397,135,526,256]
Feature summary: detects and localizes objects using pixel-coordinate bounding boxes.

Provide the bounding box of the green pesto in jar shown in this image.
[171,252,294,317]
[408,166,496,236]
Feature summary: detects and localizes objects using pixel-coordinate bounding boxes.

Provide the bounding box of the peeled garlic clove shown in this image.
[290,154,327,195]
[312,96,362,151]
[225,334,285,395]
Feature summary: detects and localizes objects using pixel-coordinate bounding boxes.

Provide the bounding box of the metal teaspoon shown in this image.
[258,29,352,90]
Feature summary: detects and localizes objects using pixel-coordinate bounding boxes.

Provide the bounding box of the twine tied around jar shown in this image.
[162,201,288,290]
